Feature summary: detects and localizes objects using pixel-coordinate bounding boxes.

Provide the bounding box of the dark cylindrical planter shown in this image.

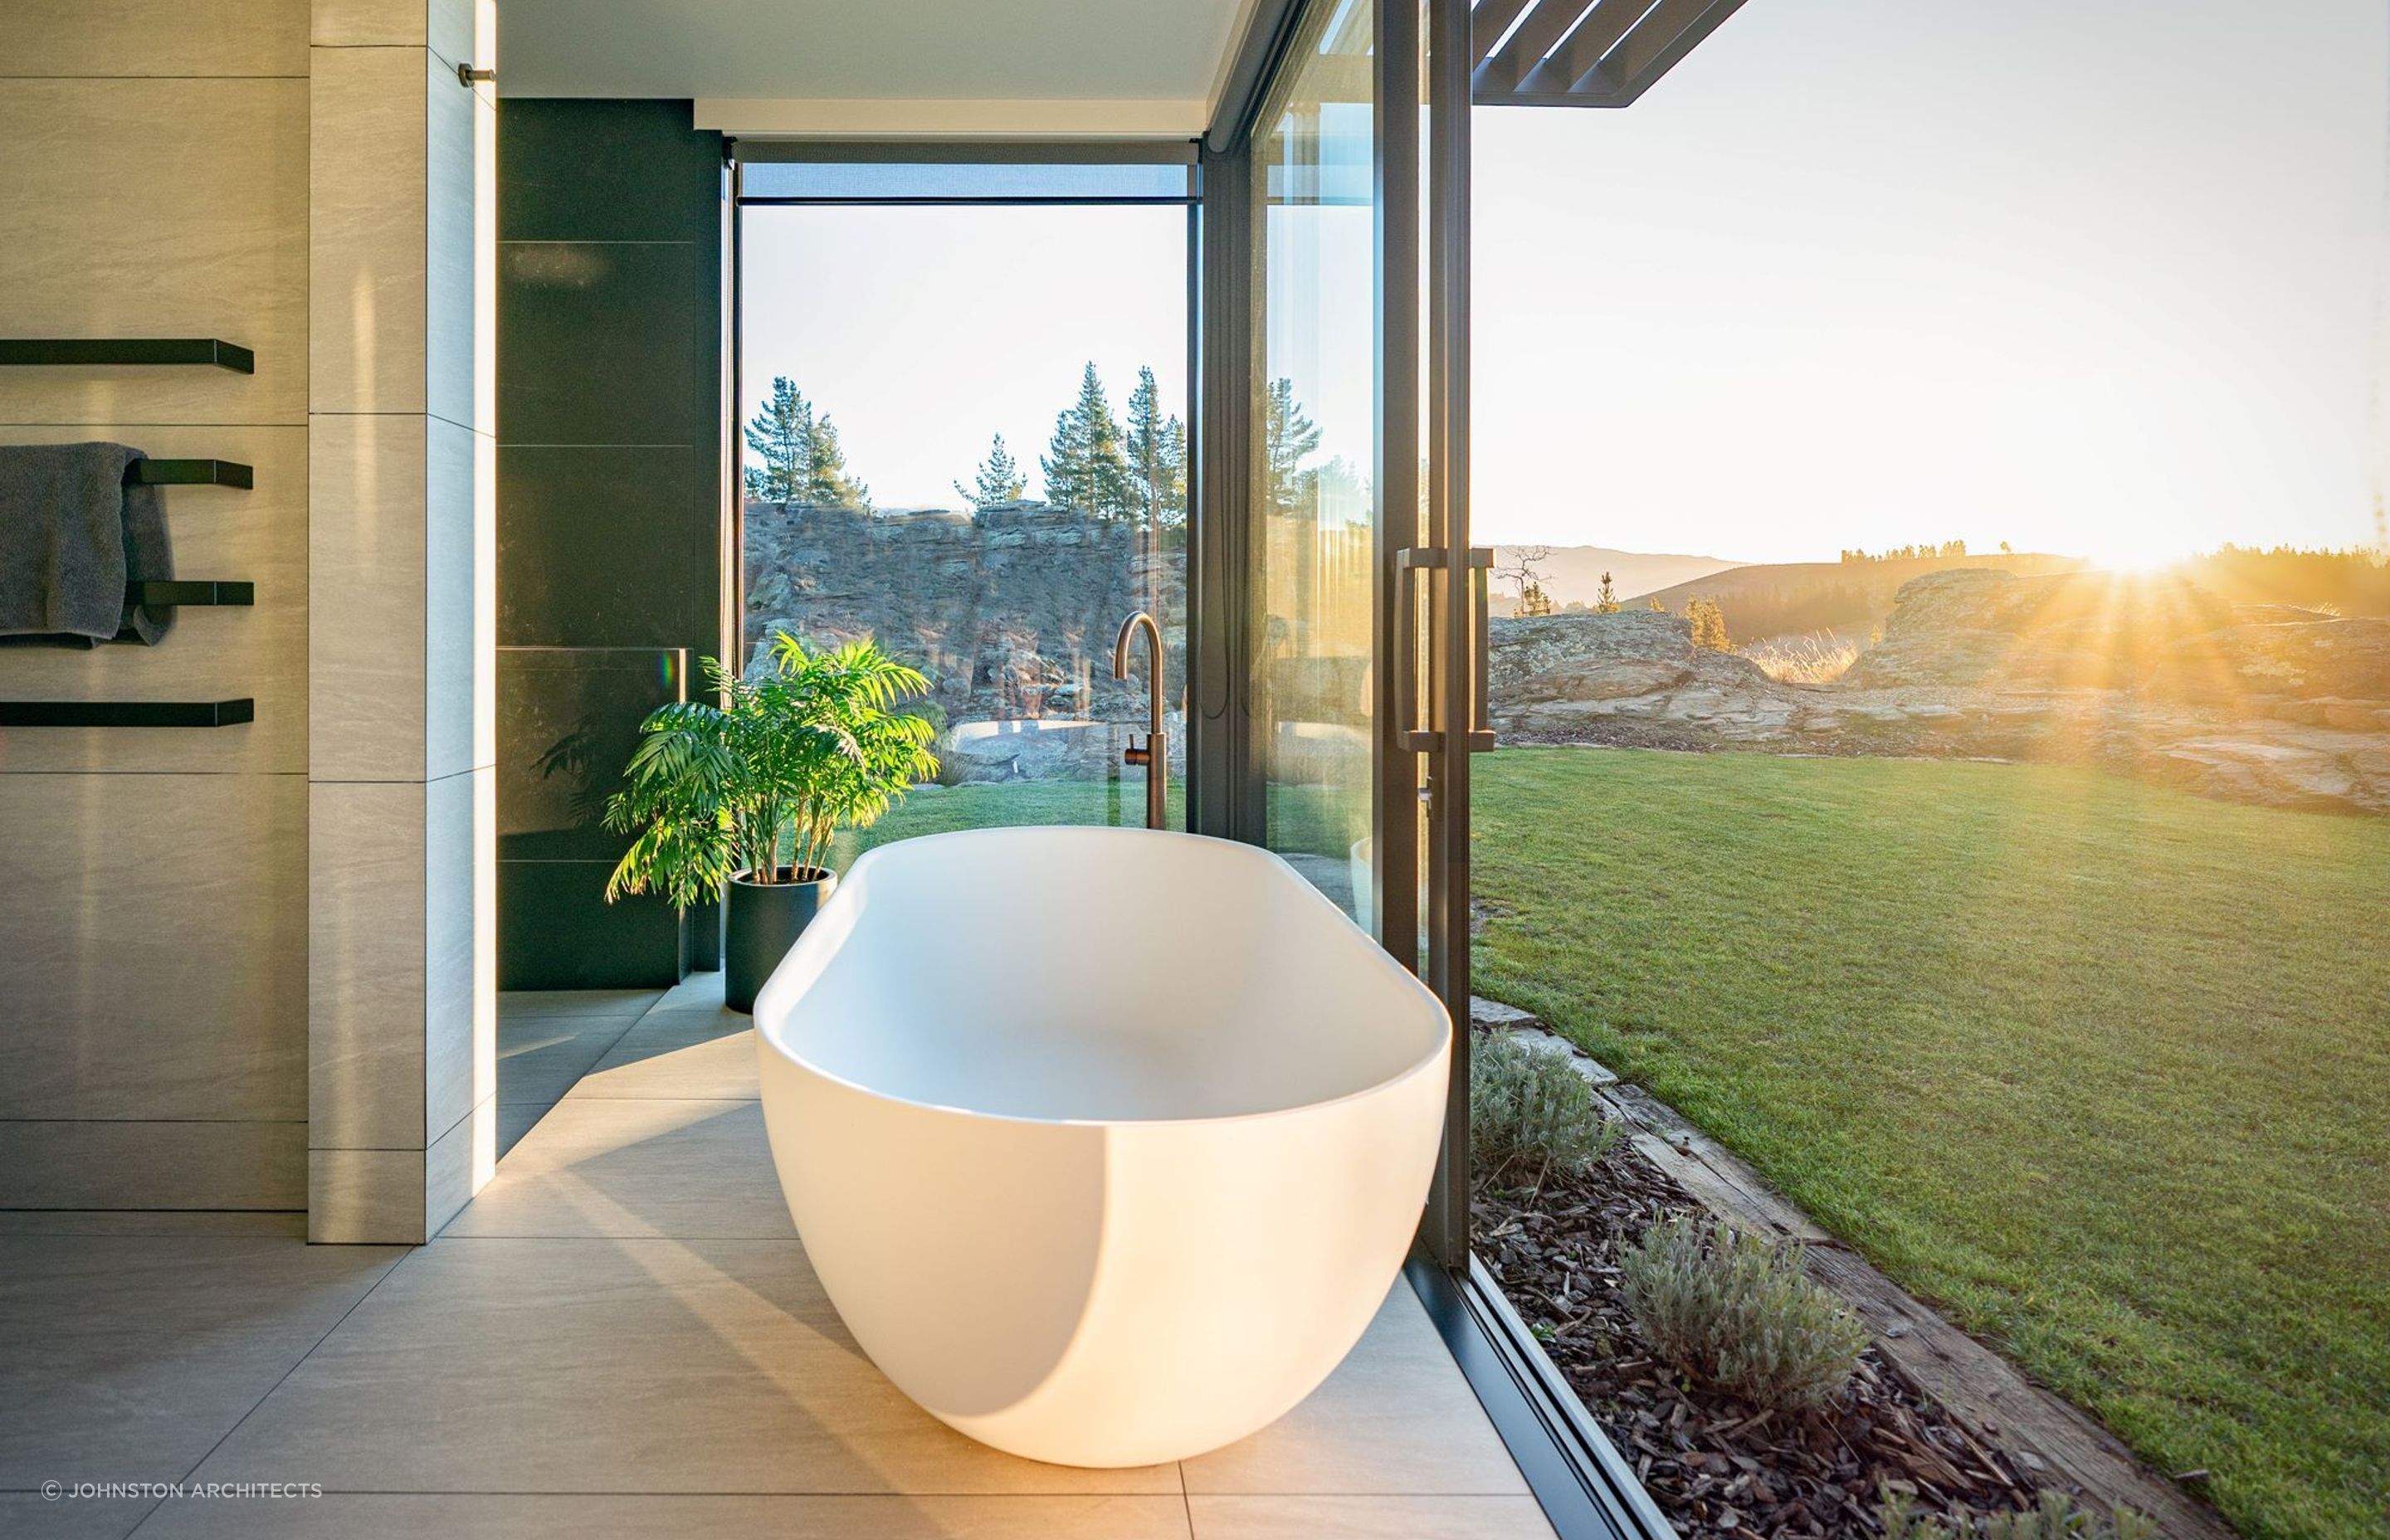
[725,866,835,1014]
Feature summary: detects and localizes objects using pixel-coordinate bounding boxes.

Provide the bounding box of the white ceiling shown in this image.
[497,0,1261,138]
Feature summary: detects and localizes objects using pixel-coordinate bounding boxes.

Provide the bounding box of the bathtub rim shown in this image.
[752,825,1454,1133]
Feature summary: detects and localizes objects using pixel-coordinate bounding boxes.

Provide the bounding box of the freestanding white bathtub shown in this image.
[753,826,1451,1468]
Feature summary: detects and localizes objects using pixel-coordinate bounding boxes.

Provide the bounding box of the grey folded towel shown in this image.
[0,441,174,646]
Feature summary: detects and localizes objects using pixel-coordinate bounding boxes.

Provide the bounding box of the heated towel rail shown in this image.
[0,699,255,728]
[128,458,253,487]
[0,338,255,373]
[0,338,261,726]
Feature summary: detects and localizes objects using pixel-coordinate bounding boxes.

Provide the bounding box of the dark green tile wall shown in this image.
[497,100,724,988]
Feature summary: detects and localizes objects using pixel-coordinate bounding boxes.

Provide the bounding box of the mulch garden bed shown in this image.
[1473,1137,2057,1538]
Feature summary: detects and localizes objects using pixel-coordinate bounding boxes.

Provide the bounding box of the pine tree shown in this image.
[1596,571,1620,613]
[1124,366,1187,530]
[954,433,1026,508]
[1685,597,1733,652]
[1159,416,1188,529]
[802,413,869,509]
[742,377,870,509]
[743,377,811,502]
[1041,363,1135,520]
[1261,378,1322,516]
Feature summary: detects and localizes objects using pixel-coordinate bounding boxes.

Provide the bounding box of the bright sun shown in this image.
[2077,537,2191,576]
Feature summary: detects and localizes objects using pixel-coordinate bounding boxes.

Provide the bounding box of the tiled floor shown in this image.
[1,977,1553,1539]
[494,987,666,1157]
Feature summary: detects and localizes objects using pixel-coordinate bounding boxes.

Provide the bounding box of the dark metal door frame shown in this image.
[1418,0,1482,1272]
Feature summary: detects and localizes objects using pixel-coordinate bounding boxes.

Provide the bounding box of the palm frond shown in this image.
[602,629,941,902]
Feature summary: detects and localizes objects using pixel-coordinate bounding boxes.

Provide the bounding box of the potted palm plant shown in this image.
[604,631,939,1012]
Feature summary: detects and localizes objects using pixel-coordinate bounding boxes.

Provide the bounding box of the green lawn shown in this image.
[827,780,1363,871]
[828,779,1182,869]
[1471,748,2390,1540]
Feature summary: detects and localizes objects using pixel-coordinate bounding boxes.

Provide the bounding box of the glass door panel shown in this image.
[1251,0,1383,921]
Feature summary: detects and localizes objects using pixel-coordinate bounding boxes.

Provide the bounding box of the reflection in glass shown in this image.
[1253,0,1378,915]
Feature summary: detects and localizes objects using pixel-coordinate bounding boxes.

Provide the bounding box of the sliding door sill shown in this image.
[1407,1250,1678,1540]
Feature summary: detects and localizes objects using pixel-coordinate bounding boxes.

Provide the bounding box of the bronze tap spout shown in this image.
[1111,611,1167,830]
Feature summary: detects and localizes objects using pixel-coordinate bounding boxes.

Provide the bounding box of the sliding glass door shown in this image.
[1246,0,1480,1265]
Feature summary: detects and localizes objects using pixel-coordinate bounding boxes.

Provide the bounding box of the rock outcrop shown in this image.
[1840,569,2234,691]
[744,500,1188,780]
[1490,571,2390,815]
[743,518,2389,815]
[1490,612,1800,744]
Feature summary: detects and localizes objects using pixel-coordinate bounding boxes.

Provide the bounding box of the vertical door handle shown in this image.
[1465,548,1496,752]
[1394,547,1444,753]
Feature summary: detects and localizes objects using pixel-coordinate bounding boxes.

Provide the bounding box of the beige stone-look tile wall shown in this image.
[307,0,497,1243]
[0,0,496,1235]
[0,2,312,1212]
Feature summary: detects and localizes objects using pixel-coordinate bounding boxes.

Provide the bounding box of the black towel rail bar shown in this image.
[0,699,255,728]
[128,580,251,607]
[0,339,255,373]
[126,459,253,488]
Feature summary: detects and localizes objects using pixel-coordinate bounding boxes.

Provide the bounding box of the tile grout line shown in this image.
[124,1248,416,1536]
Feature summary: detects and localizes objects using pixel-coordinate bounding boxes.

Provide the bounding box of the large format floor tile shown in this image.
[0,1492,160,1540]
[497,1013,642,1107]
[649,970,729,1011]
[192,1237,1179,1496]
[132,1493,1194,1538]
[0,1212,305,1239]
[445,1097,793,1239]
[497,988,665,1022]
[1189,1495,1556,1539]
[0,1237,403,1488]
[571,1014,758,1100]
[1183,1286,1530,1497]
[496,1100,549,1158]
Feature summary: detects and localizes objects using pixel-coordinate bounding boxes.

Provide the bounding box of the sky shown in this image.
[741,0,2390,566]
[740,204,1188,511]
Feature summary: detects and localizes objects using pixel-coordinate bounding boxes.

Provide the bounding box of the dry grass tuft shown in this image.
[1746,631,1862,684]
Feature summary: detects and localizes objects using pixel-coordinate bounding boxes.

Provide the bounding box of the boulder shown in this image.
[1513,656,1693,704]
[2144,735,2380,815]
[1490,612,1807,748]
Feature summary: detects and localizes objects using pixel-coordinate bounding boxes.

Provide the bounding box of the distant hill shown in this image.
[1640,552,2086,644]
[2177,547,2389,616]
[1490,545,1743,614]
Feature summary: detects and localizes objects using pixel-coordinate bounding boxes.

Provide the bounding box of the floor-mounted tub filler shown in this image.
[754,826,1452,1467]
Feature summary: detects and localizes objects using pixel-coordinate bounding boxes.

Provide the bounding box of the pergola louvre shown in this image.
[1471,0,1749,107]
